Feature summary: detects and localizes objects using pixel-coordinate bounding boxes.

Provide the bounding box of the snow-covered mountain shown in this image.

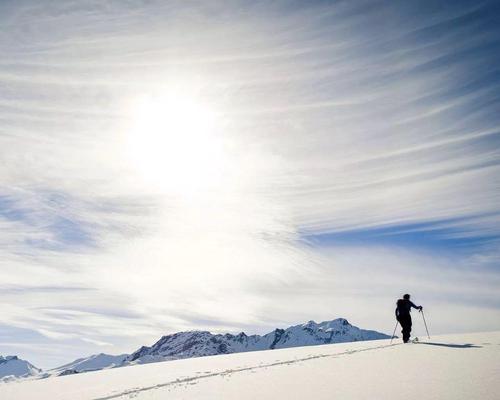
[3,332,498,400]
[1,318,389,381]
[51,353,128,376]
[126,318,389,364]
[0,356,41,381]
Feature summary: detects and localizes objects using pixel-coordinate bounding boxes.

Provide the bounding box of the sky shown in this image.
[1,0,500,369]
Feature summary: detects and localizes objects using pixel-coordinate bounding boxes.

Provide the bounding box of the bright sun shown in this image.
[127,92,225,196]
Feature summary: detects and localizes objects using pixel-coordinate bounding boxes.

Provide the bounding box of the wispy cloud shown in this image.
[1,0,499,368]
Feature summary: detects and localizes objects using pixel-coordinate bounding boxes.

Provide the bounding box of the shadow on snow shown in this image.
[418,342,481,349]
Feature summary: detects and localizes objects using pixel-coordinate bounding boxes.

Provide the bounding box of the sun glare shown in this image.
[127,93,225,196]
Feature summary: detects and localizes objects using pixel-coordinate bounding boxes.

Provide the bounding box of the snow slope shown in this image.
[51,353,129,376]
[1,331,498,399]
[0,356,41,380]
[126,318,388,364]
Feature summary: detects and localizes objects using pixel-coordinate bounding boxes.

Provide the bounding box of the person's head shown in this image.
[403,294,410,300]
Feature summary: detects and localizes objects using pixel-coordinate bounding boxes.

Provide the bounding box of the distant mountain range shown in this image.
[49,353,129,376]
[126,318,389,365]
[1,318,389,380]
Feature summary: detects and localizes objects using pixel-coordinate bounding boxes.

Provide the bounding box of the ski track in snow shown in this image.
[94,342,400,400]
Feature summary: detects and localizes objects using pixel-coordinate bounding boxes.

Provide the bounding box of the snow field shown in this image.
[1,332,498,400]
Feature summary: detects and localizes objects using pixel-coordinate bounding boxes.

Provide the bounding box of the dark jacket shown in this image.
[395,299,421,319]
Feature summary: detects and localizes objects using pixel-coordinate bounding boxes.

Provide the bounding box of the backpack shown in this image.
[395,299,405,319]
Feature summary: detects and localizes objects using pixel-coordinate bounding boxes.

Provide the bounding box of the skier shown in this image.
[395,294,423,343]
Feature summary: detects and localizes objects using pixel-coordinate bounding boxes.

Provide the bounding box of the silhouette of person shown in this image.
[395,294,422,343]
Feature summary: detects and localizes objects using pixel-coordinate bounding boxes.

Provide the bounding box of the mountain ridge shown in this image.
[3,332,496,400]
[50,353,128,376]
[2,318,389,380]
[125,318,390,365]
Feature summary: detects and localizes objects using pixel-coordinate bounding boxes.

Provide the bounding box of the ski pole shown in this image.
[390,321,398,344]
[420,309,430,339]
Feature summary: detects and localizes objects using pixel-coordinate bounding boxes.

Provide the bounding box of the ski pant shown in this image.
[397,315,412,343]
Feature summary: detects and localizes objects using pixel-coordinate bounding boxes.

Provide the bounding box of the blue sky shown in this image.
[1,0,500,368]
[303,218,500,255]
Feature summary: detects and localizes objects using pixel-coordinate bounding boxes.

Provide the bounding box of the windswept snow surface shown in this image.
[1,332,498,400]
